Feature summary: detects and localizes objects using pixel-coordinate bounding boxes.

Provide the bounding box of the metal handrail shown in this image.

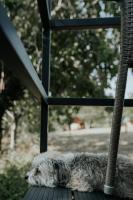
[50,17,120,31]
[0,4,48,103]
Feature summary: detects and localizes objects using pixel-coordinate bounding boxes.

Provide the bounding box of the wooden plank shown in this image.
[32,187,45,200]
[23,187,39,200]
[23,187,50,200]
[0,4,47,103]
[44,188,54,200]
[24,188,129,200]
[53,188,72,200]
[23,188,131,200]
[50,17,120,31]
[74,191,125,200]
[23,187,72,200]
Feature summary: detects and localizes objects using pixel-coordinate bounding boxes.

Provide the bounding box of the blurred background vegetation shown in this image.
[0,0,120,145]
[1,0,133,199]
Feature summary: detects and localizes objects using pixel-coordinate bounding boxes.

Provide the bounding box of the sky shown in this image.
[105,69,133,98]
[100,2,133,99]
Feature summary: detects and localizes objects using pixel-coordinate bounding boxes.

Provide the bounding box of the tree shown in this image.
[49,0,120,128]
[0,75,23,151]
[0,0,41,151]
[50,0,120,98]
[2,91,40,150]
[1,0,120,140]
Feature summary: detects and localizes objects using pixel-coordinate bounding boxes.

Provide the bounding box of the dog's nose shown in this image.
[25,175,28,180]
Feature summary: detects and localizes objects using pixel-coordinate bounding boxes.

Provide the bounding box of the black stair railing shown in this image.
[37,0,133,196]
[1,0,133,196]
[36,0,122,153]
[0,4,48,103]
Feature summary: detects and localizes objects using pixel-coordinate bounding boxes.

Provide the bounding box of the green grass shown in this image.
[0,164,29,200]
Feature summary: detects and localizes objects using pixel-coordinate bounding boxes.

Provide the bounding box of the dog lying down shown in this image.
[26,151,133,199]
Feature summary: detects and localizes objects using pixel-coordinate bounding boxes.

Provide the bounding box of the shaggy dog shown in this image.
[26,152,133,199]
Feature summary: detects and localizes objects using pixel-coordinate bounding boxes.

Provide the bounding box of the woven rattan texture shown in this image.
[122,0,133,65]
[105,0,133,190]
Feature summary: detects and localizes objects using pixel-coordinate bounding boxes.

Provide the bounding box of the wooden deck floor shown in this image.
[23,187,129,200]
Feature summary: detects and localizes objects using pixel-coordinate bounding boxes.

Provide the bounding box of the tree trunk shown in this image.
[14,117,20,149]
[0,118,2,152]
[10,112,21,150]
[0,110,5,152]
[10,121,16,150]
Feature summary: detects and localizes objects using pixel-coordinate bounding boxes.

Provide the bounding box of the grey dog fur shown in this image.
[26,152,133,199]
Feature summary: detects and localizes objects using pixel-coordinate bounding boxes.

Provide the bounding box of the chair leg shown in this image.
[104,0,133,195]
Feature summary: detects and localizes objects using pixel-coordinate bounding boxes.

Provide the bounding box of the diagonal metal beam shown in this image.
[0,4,48,103]
[50,17,120,31]
[37,0,50,30]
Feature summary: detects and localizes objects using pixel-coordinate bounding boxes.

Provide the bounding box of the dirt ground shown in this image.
[1,128,133,170]
[48,129,133,159]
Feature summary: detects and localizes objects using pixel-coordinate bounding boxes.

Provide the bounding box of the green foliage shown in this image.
[49,106,79,131]
[6,0,42,70]
[0,0,41,136]
[0,164,29,200]
[0,75,23,136]
[49,0,120,127]
[50,1,120,99]
[19,91,41,133]
[1,0,121,132]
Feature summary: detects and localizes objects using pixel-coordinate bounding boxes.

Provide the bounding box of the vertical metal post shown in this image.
[40,0,51,152]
